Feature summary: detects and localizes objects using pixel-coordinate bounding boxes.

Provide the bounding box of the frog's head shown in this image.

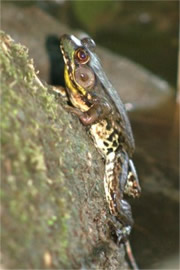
[60,34,96,109]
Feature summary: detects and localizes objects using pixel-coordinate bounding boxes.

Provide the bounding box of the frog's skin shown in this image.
[56,34,141,241]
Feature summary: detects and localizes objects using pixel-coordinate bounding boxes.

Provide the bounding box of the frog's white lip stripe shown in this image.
[70,35,82,47]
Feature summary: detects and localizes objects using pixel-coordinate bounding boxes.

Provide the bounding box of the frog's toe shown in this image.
[116,225,132,244]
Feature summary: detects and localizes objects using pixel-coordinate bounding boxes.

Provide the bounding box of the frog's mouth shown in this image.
[60,47,74,80]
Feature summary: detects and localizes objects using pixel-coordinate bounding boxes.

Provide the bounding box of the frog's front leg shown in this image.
[51,86,68,102]
[66,99,112,126]
[104,151,134,241]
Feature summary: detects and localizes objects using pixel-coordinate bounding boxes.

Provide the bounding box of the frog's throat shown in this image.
[64,66,86,96]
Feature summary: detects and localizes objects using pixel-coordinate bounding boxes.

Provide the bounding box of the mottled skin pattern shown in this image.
[55,34,141,242]
[89,116,139,230]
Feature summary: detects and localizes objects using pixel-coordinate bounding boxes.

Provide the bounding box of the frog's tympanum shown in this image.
[54,34,141,268]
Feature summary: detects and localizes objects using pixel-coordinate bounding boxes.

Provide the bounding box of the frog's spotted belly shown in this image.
[89,119,120,157]
[89,119,123,218]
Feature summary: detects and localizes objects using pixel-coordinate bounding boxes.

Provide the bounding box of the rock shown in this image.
[0,31,129,270]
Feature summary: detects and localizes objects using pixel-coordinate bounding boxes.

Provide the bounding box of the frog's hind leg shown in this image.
[104,151,134,239]
[124,159,141,198]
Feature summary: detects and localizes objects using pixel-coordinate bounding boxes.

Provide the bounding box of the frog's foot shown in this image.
[66,99,112,126]
[116,225,140,270]
[51,86,68,101]
[109,215,131,244]
[116,225,132,244]
[124,160,141,198]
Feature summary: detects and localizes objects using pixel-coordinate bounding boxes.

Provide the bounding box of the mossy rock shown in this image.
[0,31,128,269]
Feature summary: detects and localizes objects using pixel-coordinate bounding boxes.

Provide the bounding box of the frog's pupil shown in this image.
[80,51,86,59]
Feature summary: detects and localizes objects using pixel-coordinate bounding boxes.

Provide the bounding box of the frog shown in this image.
[54,34,141,248]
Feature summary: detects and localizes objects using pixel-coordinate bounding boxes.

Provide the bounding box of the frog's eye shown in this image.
[75,66,95,89]
[75,48,90,64]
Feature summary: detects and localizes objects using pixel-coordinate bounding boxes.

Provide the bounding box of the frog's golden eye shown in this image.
[75,48,90,64]
[75,66,95,89]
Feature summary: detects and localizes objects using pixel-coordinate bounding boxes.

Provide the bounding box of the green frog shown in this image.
[54,34,141,251]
